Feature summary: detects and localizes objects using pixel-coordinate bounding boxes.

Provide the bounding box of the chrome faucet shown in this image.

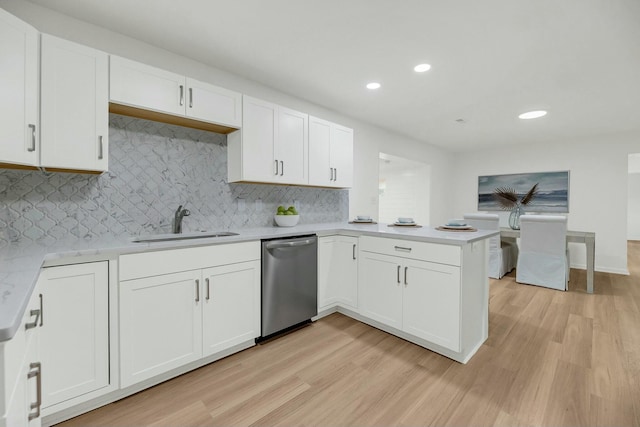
[173,205,190,234]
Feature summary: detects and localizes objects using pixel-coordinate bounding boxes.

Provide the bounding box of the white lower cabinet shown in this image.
[401,259,460,351]
[120,269,203,388]
[358,252,403,329]
[38,262,110,408]
[202,261,260,356]
[358,236,463,352]
[317,236,358,312]
[118,242,261,388]
[0,284,42,427]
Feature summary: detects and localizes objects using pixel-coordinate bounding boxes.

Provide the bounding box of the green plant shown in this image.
[492,183,539,209]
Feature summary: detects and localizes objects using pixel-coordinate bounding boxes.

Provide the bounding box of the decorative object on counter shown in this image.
[478,171,569,213]
[388,223,422,228]
[274,205,300,227]
[351,215,375,223]
[492,183,539,230]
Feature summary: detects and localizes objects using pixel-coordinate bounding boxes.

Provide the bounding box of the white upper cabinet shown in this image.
[0,8,39,168]
[308,116,353,188]
[185,77,242,127]
[40,34,109,172]
[228,95,308,185]
[109,56,241,129]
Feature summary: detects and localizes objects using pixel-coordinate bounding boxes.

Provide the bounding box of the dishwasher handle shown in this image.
[265,238,315,249]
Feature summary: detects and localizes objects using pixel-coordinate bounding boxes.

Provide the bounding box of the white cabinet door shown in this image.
[358,252,402,329]
[110,55,185,116]
[39,262,109,408]
[40,35,109,172]
[330,124,354,188]
[202,260,260,357]
[308,116,353,188]
[318,236,358,312]
[308,117,332,187]
[120,270,203,388]
[237,96,277,182]
[228,96,308,185]
[0,9,39,167]
[185,77,242,128]
[275,106,307,185]
[402,260,461,351]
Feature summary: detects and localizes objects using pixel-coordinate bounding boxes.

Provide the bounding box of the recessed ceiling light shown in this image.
[518,110,547,119]
[366,82,381,90]
[414,63,431,73]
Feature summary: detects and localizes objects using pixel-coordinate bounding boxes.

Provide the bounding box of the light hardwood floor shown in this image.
[58,242,640,427]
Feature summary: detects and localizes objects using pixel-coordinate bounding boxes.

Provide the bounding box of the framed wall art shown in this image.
[478,171,570,213]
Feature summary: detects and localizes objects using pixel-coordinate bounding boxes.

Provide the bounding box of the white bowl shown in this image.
[274,214,300,227]
[447,218,466,226]
[356,215,372,221]
[397,217,415,223]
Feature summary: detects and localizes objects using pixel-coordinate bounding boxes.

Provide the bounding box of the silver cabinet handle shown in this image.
[404,267,408,285]
[394,246,412,252]
[206,278,210,300]
[280,160,284,176]
[189,87,193,108]
[332,168,336,181]
[179,85,184,106]
[334,168,338,182]
[397,265,401,284]
[98,135,104,160]
[38,294,43,326]
[352,243,356,260]
[25,309,40,330]
[28,124,36,152]
[195,279,200,302]
[275,159,279,175]
[27,362,42,421]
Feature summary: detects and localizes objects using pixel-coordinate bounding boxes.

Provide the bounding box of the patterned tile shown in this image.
[0,114,348,247]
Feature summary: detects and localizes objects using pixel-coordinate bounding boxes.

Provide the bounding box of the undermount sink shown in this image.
[131,231,239,243]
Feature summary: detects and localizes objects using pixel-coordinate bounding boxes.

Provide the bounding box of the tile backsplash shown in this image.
[0,114,348,248]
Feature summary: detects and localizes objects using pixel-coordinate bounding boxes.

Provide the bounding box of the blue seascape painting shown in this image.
[478,171,570,212]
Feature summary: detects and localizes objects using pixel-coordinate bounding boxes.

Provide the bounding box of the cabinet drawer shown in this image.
[120,241,260,281]
[359,236,460,266]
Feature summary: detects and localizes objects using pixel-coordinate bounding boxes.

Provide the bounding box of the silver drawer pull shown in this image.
[206,278,210,300]
[394,246,412,252]
[27,362,42,421]
[98,135,104,160]
[195,279,200,302]
[179,85,184,106]
[397,265,401,283]
[352,243,356,260]
[28,124,36,152]
[404,266,409,285]
[25,309,40,330]
[189,87,193,108]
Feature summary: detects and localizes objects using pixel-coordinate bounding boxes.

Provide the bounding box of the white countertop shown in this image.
[0,222,497,342]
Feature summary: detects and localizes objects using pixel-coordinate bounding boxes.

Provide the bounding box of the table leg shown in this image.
[586,236,595,293]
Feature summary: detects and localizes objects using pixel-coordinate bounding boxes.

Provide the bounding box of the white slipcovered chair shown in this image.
[463,213,517,279]
[516,215,570,291]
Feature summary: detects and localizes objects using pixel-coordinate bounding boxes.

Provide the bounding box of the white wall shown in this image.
[452,132,640,275]
[0,0,455,227]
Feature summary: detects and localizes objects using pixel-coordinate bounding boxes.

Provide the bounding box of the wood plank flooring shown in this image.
[58,242,640,426]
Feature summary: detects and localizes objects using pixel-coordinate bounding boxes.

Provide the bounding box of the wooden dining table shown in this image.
[500,227,596,294]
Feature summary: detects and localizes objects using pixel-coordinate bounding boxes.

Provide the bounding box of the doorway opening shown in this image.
[628,153,640,241]
[378,153,431,225]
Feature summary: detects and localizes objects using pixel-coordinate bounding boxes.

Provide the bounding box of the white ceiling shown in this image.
[26,0,640,152]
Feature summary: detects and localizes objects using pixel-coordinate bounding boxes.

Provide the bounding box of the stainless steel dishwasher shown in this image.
[260,234,317,340]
